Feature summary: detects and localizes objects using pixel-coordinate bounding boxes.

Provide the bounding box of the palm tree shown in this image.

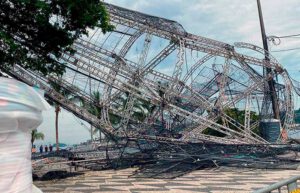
[118,93,153,124]
[81,90,154,140]
[31,129,45,147]
[54,104,61,151]
[48,78,72,151]
[80,91,103,142]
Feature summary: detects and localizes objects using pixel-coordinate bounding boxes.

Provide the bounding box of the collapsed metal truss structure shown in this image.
[7,2,299,146]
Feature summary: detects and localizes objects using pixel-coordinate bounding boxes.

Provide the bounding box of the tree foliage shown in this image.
[31,129,45,146]
[203,108,260,137]
[295,108,300,124]
[0,0,114,75]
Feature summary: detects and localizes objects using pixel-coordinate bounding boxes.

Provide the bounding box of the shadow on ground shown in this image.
[33,171,84,181]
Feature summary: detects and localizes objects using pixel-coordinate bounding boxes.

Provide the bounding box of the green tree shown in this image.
[295,108,300,123]
[0,0,114,76]
[203,108,260,137]
[81,91,102,142]
[31,129,45,147]
[80,90,154,139]
[118,92,154,123]
[80,91,121,142]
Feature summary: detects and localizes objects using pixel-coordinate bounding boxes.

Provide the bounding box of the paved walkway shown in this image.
[34,167,300,193]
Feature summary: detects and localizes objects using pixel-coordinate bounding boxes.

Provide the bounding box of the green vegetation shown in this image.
[118,93,154,123]
[203,108,260,137]
[0,0,114,76]
[31,129,44,147]
[80,91,103,141]
[295,108,300,123]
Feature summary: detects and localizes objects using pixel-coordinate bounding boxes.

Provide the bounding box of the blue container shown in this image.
[259,119,281,143]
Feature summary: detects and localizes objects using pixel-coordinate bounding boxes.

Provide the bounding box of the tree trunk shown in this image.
[55,105,60,152]
[31,132,34,148]
[99,129,101,143]
[90,125,93,142]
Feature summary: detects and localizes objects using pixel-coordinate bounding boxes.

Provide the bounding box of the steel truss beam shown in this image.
[5,2,296,146]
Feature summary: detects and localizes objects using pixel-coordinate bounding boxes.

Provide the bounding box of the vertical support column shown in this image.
[244,95,251,135]
[171,38,184,91]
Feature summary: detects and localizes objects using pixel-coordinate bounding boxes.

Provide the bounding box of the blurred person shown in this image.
[31,145,36,154]
[49,144,53,152]
[39,145,43,153]
[0,77,50,193]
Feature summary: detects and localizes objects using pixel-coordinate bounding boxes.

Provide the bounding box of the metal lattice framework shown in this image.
[7,2,298,145]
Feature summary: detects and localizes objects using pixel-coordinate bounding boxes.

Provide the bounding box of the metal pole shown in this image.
[257,0,280,119]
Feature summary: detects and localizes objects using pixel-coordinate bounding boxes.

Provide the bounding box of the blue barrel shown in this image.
[259,119,281,143]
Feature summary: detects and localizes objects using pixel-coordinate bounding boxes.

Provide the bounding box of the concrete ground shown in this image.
[34,167,300,193]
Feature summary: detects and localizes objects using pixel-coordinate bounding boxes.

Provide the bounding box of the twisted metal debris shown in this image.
[7,3,300,146]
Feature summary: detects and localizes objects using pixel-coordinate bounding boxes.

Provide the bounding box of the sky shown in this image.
[36,0,300,145]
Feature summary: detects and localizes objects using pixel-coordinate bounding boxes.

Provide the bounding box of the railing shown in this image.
[253,176,300,193]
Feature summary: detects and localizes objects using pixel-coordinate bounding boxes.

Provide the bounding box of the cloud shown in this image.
[37,107,91,145]
[105,0,300,73]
